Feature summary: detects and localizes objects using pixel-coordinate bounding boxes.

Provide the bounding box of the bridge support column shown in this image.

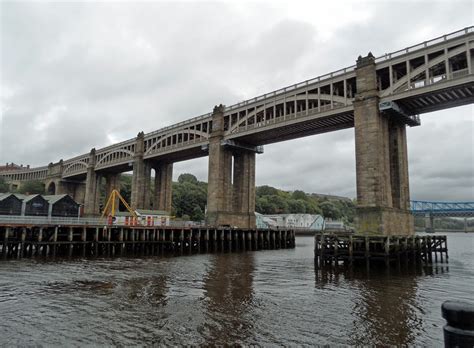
[57,180,86,204]
[232,151,256,228]
[354,53,414,236]
[143,162,152,210]
[105,173,120,209]
[131,132,146,210]
[84,149,100,216]
[206,104,256,229]
[425,214,434,233]
[153,163,173,213]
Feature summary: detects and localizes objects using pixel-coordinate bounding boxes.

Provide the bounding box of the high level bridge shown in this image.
[2,27,473,236]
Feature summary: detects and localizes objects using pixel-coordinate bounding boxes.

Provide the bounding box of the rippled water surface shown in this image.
[1,232,473,346]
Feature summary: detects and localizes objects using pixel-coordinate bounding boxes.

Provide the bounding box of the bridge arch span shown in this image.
[145,129,209,155]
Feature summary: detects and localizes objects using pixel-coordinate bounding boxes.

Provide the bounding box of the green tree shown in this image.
[191,205,205,221]
[178,173,198,184]
[288,199,306,213]
[320,201,341,220]
[0,177,9,193]
[172,180,207,219]
[291,190,307,201]
[18,180,45,194]
[256,185,279,197]
[256,196,277,214]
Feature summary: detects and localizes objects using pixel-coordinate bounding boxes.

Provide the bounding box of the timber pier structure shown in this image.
[0,224,295,259]
[314,233,448,266]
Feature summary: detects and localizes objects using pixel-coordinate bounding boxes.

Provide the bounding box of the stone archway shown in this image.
[47,182,56,195]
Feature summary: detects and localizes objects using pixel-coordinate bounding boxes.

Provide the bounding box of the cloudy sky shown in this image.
[1,0,473,201]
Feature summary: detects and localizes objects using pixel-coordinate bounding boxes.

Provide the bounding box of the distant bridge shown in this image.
[411,200,474,232]
[411,200,474,217]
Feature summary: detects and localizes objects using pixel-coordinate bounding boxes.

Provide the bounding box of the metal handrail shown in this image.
[375,26,473,63]
[225,66,356,112]
[0,215,104,226]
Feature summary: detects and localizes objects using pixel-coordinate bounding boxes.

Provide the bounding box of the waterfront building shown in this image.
[0,193,80,218]
[0,193,22,215]
[43,195,80,217]
[15,194,49,216]
[256,213,325,230]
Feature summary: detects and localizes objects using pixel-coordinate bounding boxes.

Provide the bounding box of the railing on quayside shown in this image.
[0,215,203,228]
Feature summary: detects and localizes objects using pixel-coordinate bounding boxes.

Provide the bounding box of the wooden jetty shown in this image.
[0,224,295,259]
[314,233,448,266]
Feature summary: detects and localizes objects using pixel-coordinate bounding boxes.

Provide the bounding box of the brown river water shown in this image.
[0,232,473,346]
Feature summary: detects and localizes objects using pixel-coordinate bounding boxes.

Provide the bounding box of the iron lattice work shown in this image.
[410,200,474,217]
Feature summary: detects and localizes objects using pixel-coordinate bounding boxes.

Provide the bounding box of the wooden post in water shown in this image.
[52,226,58,258]
[18,227,26,258]
[197,229,202,254]
[81,227,87,257]
[93,227,99,256]
[119,228,124,256]
[219,230,224,252]
[36,227,43,257]
[67,227,73,258]
[384,236,390,266]
[180,229,184,255]
[247,231,252,251]
[188,230,193,254]
[226,229,231,252]
[3,228,9,259]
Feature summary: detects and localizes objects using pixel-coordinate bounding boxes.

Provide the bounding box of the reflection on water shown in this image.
[201,253,255,345]
[0,233,472,345]
[316,262,449,345]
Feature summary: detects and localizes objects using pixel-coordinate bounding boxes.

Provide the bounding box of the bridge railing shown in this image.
[225,66,356,112]
[0,215,105,226]
[0,215,204,228]
[410,200,474,213]
[375,26,473,63]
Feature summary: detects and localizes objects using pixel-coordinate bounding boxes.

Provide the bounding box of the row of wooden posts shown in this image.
[0,225,296,259]
[314,233,448,266]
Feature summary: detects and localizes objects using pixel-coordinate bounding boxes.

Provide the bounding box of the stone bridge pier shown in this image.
[354,54,414,235]
[129,131,174,212]
[206,105,257,229]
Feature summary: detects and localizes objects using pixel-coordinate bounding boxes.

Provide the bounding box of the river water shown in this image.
[0,232,472,346]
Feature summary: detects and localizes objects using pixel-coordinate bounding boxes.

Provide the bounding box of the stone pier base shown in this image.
[356,207,414,236]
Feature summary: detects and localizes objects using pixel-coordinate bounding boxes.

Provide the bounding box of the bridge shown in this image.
[411,200,474,232]
[2,27,473,236]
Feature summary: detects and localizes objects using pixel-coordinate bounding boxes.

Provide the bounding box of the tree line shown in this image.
[1,175,356,223]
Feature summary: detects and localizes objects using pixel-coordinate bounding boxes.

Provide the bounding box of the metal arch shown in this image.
[145,129,210,155]
[379,43,468,97]
[62,161,88,176]
[226,94,352,134]
[95,149,135,166]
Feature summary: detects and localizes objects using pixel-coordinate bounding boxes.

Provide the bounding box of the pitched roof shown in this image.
[14,193,45,203]
[42,194,76,205]
[0,193,22,202]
